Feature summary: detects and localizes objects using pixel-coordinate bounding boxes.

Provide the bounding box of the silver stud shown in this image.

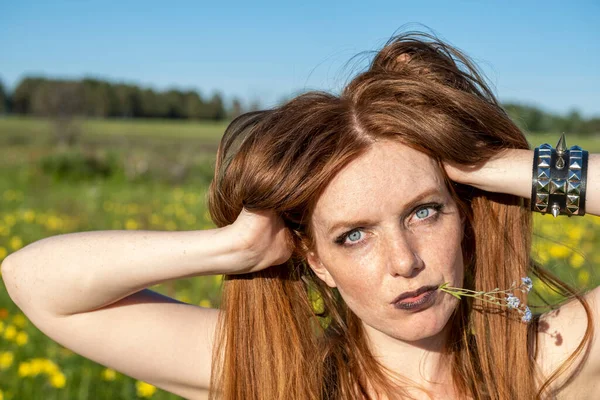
[567,181,581,195]
[550,179,566,194]
[537,168,551,180]
[551,203,560,218]
[536,193,549,205]
[567,195,580,206]
[568,169,581,182]
[537,179,550,193]
[567,204,579,215]
[569,159,582,170]
[556,134,567,156]
[538,158,550,168]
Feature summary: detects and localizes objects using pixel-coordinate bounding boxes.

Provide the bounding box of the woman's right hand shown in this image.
[224,207,294,274]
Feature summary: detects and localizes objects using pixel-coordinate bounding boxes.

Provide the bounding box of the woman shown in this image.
[2,31,598,399]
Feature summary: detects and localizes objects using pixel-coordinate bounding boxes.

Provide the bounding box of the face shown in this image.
[306,139,465,343]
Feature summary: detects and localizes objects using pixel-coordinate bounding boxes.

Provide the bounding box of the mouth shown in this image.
[391,285,439,310]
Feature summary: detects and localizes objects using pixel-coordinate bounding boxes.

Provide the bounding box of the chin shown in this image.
[384,298,458,342]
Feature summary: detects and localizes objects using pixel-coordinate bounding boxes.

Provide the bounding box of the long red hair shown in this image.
[206,30,593,399]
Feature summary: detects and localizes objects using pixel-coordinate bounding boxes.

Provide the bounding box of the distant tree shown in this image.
[164,89,186,119]
[581,117,600,134]
[229,97,243,120]
[82,78,114,117]
[12,77,47,114]
[0,79,6,114]
[182,91,204,119]
[201,91,225,120]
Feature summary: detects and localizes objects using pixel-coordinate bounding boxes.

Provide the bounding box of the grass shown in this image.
[0,116,598,399]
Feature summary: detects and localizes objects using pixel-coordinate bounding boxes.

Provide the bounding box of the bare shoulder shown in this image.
[21,288,220,399]
[535,286,600,398]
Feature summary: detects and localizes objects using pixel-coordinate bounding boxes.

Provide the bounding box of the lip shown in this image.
[390,285,439,305]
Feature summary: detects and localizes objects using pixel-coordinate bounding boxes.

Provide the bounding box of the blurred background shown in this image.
[0,1,598,399]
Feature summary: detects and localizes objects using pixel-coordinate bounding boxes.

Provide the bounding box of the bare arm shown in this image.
[1,208,291,317]
[443,149,600,216]
[0,209,292,397]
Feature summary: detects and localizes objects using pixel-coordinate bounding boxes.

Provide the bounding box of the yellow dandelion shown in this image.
[0,351,14,369]
[22,210,36,223]
[0,225,9,237]
[0,321,4,334]
[177,293,191,304]
[9,236,23,251]
[198,299,212,308]
[566,225,583,241]
[46,216,63,231]
[29,358,45,375]
[4,215,16,227]
[165,220,177,231]
[15,331,29,346]
[578,270,590,286]
[3,324,17,340]
[18,362,32,377]
[0,246,7,260]
[49,372,66,388]
[548,244,569,259]
[125,219,139,230]
[136,380,157,398]
[12,314,28,329]
[101,368,117,381]
[42,359,59,375]
[150,214,162,225]
[0,389,3,400]
[59,348,74,357]
[570,253,586,269]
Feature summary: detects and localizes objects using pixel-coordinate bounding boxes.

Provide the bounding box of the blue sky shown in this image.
[1,0,599,117]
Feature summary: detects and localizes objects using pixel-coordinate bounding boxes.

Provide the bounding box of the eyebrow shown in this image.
[325,187,444,235]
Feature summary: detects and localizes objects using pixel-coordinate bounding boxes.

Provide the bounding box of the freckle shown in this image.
[554,333,563,346]
[538,320,549,332]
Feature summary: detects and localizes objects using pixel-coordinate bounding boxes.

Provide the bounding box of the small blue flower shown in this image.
[521,306,532,323]
[506,294,520,309]
[521,277,533,292]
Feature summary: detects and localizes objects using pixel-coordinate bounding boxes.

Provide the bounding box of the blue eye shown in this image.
[413,203,444,223]
[415,208,430,219]
[347,230,362,242]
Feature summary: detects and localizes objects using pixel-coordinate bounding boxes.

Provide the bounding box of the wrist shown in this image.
[468,149,533,198]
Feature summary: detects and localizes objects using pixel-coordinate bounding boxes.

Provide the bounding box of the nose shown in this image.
[384,229,424,278]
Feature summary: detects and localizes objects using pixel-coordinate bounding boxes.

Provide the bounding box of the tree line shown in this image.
[0,76,598,134]
[0,76,246,121]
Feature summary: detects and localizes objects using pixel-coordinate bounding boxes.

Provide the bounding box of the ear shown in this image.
[306,250,337,288]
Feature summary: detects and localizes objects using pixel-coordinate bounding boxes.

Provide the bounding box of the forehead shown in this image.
[312,140,444,225]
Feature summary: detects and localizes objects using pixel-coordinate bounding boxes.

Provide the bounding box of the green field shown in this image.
[0,115,599,399]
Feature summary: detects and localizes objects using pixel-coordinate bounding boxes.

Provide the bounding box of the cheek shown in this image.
[318,246,385,299]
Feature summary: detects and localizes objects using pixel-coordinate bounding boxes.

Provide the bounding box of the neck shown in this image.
[363,321,454,392]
